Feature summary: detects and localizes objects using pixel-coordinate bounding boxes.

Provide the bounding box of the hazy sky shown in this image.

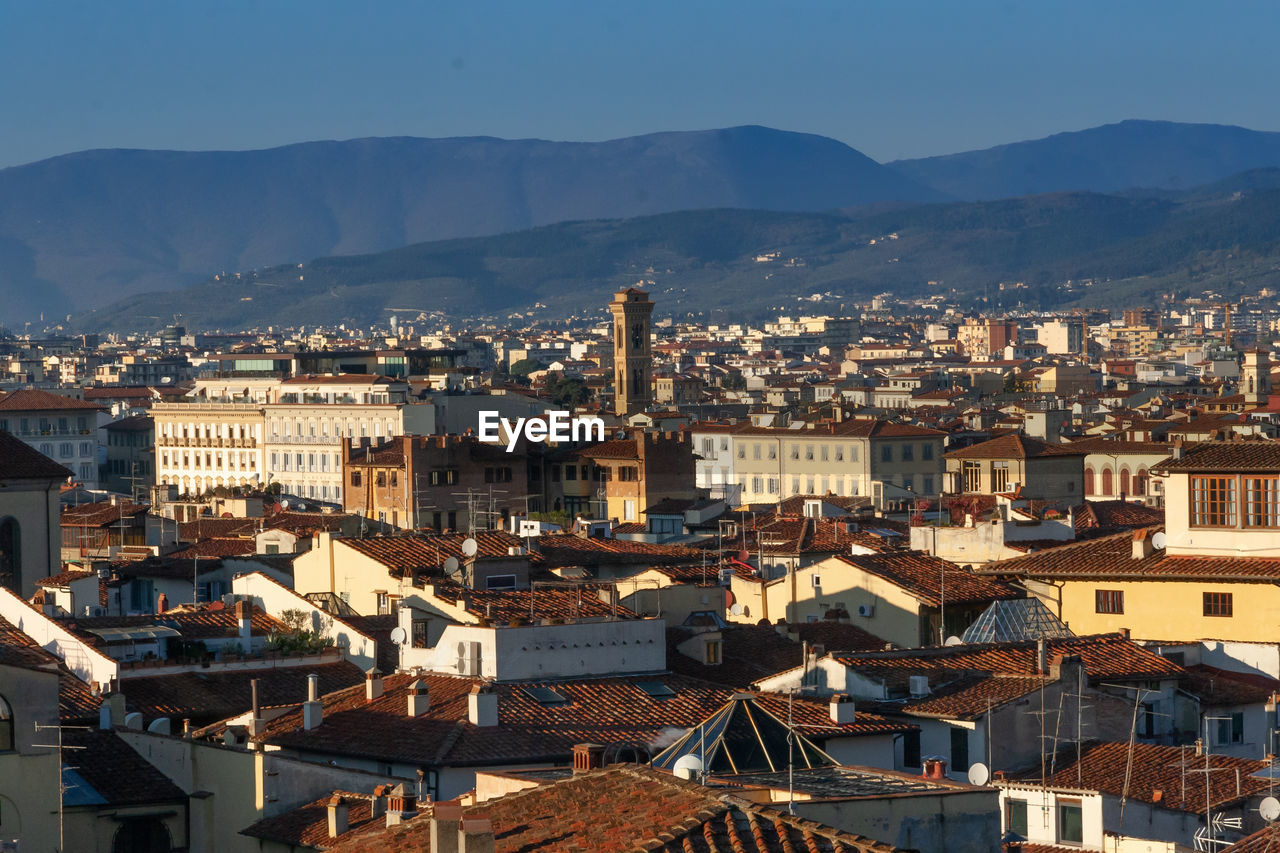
[4,0,1279,169]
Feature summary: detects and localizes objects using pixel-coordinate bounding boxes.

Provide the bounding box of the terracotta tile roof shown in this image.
[124,660,364,725]
[1005,740,1272,814]
[829,633,1183,686]
[61,729,187,806]
[775,494,872,516]
[323,765,908,853]
[343,531,534,578]
[35,568,96,588]
[892,674,1049,720]
[536,533,702,569]
[69,604,285,643]
[832,552,1022,607]
[1153,441,1280,472]
[1223,824,1280,852]
[61,500,148,527]
[1181,664,1280,708]
[987,525,1280,581]
[0,388,104,411]
[667,623,889,689]
[581,438,641,460]
[167,537,257,559]
[252,673,913,769]
[0,613,64,671]
[179,516,258,540]
[1064,437,1174,454]
[0,430,73,480]
[944,434,1085,460]
[424,580,636,623]
[242,791,428,850]
[100,414,154,432]
[1072,500,1164,533]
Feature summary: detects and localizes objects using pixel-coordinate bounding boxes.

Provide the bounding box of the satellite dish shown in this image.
[730,603,743,616]
[389,626,408,646]
[280,499,290,509]
[461,538,478,557]
[1261,796,1280,823]
[736,549,750,563]
[673,754,703,780]
[967,762,990,786]
[944,635,964,646]
[1151,531,1167,550]
[443,556,460,574]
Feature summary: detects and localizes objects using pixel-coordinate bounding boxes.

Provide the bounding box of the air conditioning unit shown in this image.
[811,575,822,588]
[456,641,482,676]
[717,568,733,587]
[908,675,930,697]
[857,604,875,618]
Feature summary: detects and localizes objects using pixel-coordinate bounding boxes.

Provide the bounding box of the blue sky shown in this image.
[3,0,1278,169]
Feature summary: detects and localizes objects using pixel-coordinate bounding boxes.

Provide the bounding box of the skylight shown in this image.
[635,681,676,698]
[521,686,568,705]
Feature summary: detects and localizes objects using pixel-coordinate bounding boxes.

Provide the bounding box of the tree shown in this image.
[509,358,541,379]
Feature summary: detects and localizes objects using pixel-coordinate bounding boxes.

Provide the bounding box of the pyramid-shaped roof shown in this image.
[960,596,1073,644]
[651,693,836,776]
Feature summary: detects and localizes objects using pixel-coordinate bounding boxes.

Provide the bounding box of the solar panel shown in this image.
[635,681,676,698]
[521,686,568,705]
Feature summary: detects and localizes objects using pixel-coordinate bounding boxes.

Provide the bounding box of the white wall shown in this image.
[232,571,378,671]
[0,586,118,687]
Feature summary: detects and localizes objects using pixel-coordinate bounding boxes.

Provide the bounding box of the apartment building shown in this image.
[0,389,107,487]
[957,318,1017,358]
[581,431,697,523]
[730,419,945,505]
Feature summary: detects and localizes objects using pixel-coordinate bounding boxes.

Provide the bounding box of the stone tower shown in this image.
[1242,349,1272,406]
[609,287,654,416]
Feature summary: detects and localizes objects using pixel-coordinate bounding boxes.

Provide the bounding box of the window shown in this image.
[1102,467,1113,495]
[59,442,74,458]
[1006,799,1028,839]
[737,445,746,459]
[805,444,814,460]
[901,444,914,461]
[264,543,280,555]
[923,476,935,496]
[0,694,12,752]
[564,465,577,481]
[623,500,636,522]
[992,461,1010,493]
[704,640,721,665]
[963,461,981,493]
[922,443,934,461]
[1243,477,1280,527]
[1203,591,1233,617]
[1085,467,1095,495]
[753,443,761,460]
[949,726,969,771]
[1191,476,1237,527]
[881,445,893,463]
[486,574,517,591]
[820,445,829,462]
[1057,800,1083,845]
[350,470,362,487]
[1095,589,1124,614]
[811,574,822,588]
[1215,711,1245,745]
[902,729,921,768]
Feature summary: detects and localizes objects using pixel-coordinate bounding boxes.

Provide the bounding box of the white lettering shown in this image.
[477,411,501,443]
[548,410,570,442]
[525,419,548,443]
[502,417,525,453]
[572,416,606,442]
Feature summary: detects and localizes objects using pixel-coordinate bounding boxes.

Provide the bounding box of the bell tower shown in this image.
[609,287,654,416]
[1242,349,1272,406]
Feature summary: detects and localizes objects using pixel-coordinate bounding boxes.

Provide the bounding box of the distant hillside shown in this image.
[0,127,943,321]
[80,176,1280,332]
[890,120,1280,201]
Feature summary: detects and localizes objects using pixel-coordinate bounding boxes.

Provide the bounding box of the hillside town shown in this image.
[1,286,1280,853]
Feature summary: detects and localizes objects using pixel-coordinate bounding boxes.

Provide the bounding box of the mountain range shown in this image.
[7,120,1280,326]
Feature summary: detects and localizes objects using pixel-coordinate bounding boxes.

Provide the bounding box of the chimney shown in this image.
[468,684,498,727]
[182,718,192,739]
[458,817,495,853]
[407,679,431,717]
[156,592,168,613]
[369,785,390,820]
[235,599,253,649]
[106,691,126,727]
[365,668,384,703]
[248,677,264,737]
[385,783,417,827]
[572,742,606,772]
[327,795,350,838]
[303,673,323,731]
[829,693,856,725]
[430,803,463,853]
[1036,637,1048,675]
[1132,528,1154,560]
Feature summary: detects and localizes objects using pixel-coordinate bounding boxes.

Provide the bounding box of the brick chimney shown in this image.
[370,784,391,820]
[430,803,463,853]
[303,673,323,731]
[468,684,498,727]
[327,795,349,838]
[572,742,606,772]
[234,599,253,649]
[458,817,495,853]
[365,667,384,703]
[829,693,856,725]
[385,782,417,827]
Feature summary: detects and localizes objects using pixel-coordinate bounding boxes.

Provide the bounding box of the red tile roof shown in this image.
[61,500,148,527]
[424,580,636,623]
[536,533,703,569]
[0,430,73,480]
[1072,500,1164,533]
[667,623,889,689]
[62,729,187,806]
[832,552,1022,607]
[1222,824,1280,852]
[343,531,534,577]
[944,434,1085,460]
[1181,664,1280,708]
[242,790,429,850]
[1005,740,1272,814]
[1154,441,1280,472]
[252,672,913,769]
[323,765,908,853]
[986,526,1280,581]
[0,388,104,411]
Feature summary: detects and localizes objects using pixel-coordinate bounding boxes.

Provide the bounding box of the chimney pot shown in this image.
[327,795,350,838]
[458,817,495,853]
[572,742,606,772]
[829,693,856,725]
[468,685,498,728]
[431,803,463,853]
[407,679,431,717]
[365,667,384,703]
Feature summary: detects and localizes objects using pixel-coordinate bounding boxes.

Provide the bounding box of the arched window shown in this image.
[1101,468,1114,496]
[112,817,172,853]
[0,694,13,752]
[1084,467,1095,496]
[1135,468,1149,496]
[1120,469,1131,497]
[0,517,19,594]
